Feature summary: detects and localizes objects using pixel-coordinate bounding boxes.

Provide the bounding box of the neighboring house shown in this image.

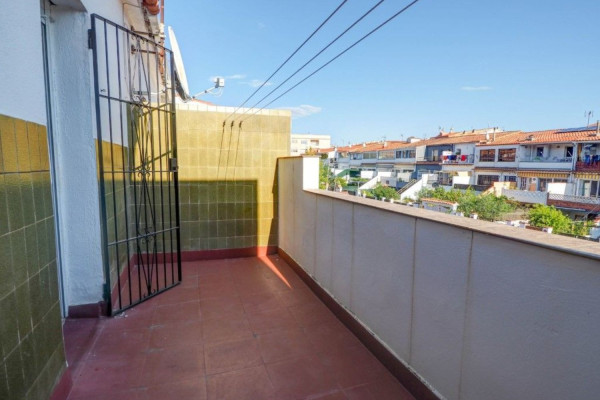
[475,126,600,217]
[291,133,331,155]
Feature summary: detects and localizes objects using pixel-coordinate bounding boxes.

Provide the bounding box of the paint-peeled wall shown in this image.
[177,105,290,252]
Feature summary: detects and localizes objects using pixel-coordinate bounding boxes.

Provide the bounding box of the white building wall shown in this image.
[279,156,600,400]
[45,2,115,308]
[0,0,47,124]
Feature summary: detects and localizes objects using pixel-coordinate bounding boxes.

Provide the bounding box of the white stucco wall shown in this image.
[0,0,47,124]
[45,3,108,308]
[278,156,600,400]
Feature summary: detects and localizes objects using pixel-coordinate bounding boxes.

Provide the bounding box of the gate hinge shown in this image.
[88,29,94,49]
[169,158,178,172]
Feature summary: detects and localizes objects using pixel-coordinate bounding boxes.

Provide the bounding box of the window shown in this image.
[363,152,377,159]
[300,140,308,145]
[479,149,495,162]
[565,146,574,158]
[581,180,600,197]
[379,150,395,160]
[477,175,498,186]
[310,140,319,146]
[503,175,517,182]
[350,153,362,160]
[431,149,439,161]
[538,178,550,192]
[536,147,544,157]
[498,148,516,162]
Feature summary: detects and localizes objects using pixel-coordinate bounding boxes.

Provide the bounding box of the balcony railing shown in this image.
[548,193,600,205]
[279,156,600,400]
[575,161,600,172]
[521,156,572,163]
[502,188,548,204]
[441,154,474,164]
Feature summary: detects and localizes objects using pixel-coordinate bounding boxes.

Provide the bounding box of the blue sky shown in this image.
[165,0,600,145]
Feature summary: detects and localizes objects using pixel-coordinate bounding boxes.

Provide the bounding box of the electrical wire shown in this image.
[237,0,387,120]
[224,0,349,121]
[240,0,423,124]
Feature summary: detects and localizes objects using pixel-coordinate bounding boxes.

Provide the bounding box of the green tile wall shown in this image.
[0,114,65,400]
[176,109,290,251]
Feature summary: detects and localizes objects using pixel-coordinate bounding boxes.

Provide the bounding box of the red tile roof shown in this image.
[477,129,600,146]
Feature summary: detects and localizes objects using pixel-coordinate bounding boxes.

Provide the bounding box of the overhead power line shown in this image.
[225,0,349,121]
[240,0,423,124]
[238,0,387,120]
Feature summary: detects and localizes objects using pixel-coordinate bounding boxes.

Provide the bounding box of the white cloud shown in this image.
[227,74,246,80]
[281,104,322,118]
[258,22,266,29]
[461,86,492,92]
[243,79,273,88]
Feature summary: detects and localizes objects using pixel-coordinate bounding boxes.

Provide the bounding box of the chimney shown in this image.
[596,120,600,136]
[362,143,366,148]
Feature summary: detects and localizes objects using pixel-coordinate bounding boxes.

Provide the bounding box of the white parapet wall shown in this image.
[278,156,600,400]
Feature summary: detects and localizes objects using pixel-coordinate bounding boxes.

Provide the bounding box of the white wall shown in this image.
[45,2,110,308]
[279,156,600,400]
[0,0,47,124]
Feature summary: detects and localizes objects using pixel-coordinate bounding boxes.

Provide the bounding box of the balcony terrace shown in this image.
[575,160,600,172]
[58,257,414,400]
[519,157,573,170]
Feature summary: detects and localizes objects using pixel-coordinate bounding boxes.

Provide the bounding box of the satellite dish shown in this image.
[168,26,191,100]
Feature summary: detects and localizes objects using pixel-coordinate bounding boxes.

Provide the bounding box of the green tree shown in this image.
[528,205,572,233]
[319,162,344,190]
[458,193,515,221]
[372,183,400,200]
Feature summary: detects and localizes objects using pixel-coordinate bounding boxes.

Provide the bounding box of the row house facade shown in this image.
[473,127,600,214]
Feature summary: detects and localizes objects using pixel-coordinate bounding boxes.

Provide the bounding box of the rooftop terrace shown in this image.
[58,256,414,400]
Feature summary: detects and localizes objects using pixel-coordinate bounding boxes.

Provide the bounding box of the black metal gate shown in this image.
[90,14,181,315]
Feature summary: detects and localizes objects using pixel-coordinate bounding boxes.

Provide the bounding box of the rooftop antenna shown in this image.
[193,77,225,98]
[585,110,594,126]
[168,26,191,101]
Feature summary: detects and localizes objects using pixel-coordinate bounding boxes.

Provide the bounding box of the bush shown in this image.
[458,193,515,221]
[372,183,399,200]
[528,205,572,233]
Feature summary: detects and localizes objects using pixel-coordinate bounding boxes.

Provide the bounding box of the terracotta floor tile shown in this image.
[68,356,145,398]
[204,337,262,375]
[319,345,388,389]
[68,388,143,400]
[155,286,200,305]
[198,281,239,300]
[240,291,283,314]
[289,301,338,327]
[202,315,254,345]
[307,390,348,400]
[151,301,201,325]
[60,257,413,400]
[139,379,207,400]
[141,346,204,386]
[257,328,316,364]
[149,320,202,349]
[206,365,275,400]
[304,320,362,355]
[199,296,245,321]
[247,307,299,335]
[266,355,338,400]
[277,287,321,308]
[89,327,150,360]
[343,374,415,400]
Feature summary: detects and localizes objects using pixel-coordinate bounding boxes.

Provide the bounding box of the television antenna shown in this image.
[585,110,594,126]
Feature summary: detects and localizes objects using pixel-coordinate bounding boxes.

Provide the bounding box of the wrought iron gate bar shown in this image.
[91,14,182,315]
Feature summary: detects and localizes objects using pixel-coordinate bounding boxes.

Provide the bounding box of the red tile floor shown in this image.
[62,255,414,400]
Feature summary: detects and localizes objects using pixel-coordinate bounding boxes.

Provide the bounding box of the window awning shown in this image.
[574,172,600,180]
[517,171,570,179]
